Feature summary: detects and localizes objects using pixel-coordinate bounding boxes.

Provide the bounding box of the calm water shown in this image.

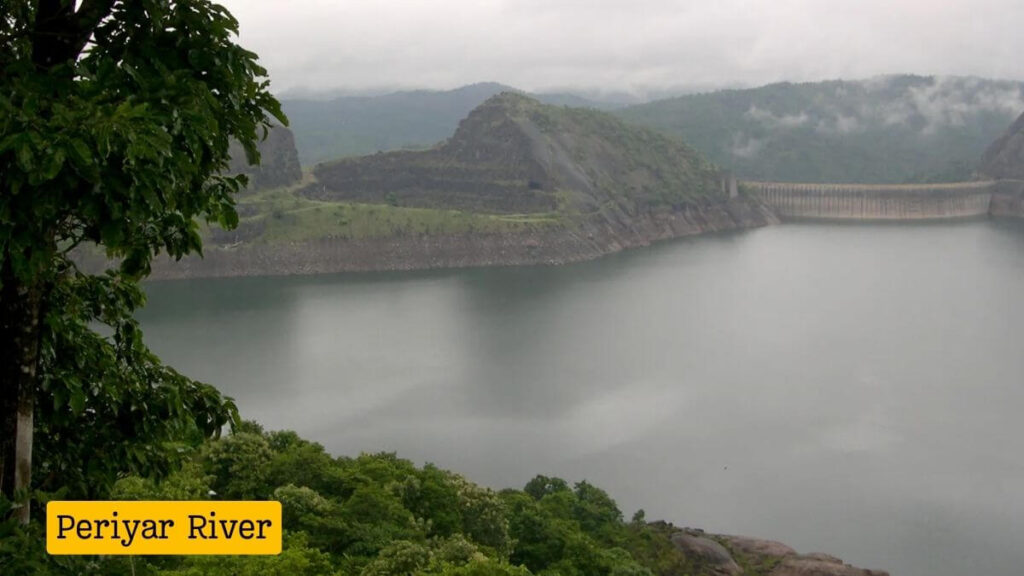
[138,221,1024,576]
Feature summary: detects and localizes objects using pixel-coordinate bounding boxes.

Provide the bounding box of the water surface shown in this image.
[138,221,1024,576]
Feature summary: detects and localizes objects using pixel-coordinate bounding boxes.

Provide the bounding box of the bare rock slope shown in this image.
[667,526,888,576]
[227,125,303,191]
[980,110,1024,180]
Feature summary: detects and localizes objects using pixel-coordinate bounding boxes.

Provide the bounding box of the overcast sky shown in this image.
[219,0,1024,97]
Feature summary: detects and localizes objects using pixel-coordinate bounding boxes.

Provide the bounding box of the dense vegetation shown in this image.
[0,0,278,526]
[3,422,727,576]
[616,75,1024,183]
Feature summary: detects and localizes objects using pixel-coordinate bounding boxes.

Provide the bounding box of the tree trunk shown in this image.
[0,259,43,524]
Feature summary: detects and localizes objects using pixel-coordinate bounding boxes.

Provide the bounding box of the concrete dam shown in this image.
[744,180,1008,221]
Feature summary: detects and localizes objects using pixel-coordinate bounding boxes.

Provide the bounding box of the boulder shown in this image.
[769,556,889,576]
[671,531,743,576]
[719,535,798,559]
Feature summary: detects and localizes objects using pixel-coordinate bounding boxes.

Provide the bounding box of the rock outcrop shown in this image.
[227,125,303,191]
[979,111,1024,180]
[671,527,889,576]
[142,197,776,279]
[978,111,1024,218]
[305,92,732,215]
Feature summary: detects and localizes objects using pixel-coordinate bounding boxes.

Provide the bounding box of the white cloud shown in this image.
[746,106,810,128]
[219,0,1024,94]
[816,114,862,134]
[730,135,765,158]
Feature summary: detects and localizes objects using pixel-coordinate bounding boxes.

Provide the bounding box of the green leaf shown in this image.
[69,388,86,415]
[68,138,93,168]
[14,138,34,171]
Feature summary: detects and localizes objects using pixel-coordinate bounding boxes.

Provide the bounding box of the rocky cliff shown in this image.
[980,111,1024,180]
[979,110,1024,218]
[647,523,887,576]
[147,94,776,279]
[227,125,303,191]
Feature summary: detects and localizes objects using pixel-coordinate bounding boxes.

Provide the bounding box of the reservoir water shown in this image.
[138,221,1024,576]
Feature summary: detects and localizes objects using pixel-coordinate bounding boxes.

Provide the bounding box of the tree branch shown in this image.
[70,0,115,56]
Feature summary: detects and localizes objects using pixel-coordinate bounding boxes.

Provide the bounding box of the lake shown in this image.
[137,221,1024,576]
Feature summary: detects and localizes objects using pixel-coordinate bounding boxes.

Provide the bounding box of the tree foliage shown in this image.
[0,0,282,517]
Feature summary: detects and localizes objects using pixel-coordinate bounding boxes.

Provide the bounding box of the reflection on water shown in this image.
[138,220,1024,576]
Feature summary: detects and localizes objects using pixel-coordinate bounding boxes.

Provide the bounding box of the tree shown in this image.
[0,0,283,521]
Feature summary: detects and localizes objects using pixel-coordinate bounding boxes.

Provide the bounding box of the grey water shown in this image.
[137,221,1024,576]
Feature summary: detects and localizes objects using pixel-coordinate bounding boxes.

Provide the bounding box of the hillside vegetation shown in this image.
[282,84,622,165]
[616,75,1024,183]
[205,93,729,249]
[4,422,844,576]
[306,93,723,218]
[136,93,774,279]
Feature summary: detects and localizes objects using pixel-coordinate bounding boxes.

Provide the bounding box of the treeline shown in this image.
[3,422,720,576]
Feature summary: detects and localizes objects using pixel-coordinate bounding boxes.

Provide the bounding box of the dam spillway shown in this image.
[745,180,997,221]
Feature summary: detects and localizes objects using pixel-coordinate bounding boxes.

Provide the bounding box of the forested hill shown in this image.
[281,83,623,165]
[9,423,884,575]
[616,75,1024,183]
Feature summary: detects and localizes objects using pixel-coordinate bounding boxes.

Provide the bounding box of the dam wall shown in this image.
[745,181,996,221]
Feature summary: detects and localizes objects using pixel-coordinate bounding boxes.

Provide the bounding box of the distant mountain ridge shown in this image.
[282,76,1024,185]
[616,75,1024,183]
[282,83,625,165]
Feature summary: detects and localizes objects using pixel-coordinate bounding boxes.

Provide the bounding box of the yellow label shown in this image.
[47,501,281,555]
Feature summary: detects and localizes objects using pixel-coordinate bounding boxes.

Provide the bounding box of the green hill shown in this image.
[282,84,624,165]
[142,94,774,278]
[616,75,1024,183]
[306,92,723,217]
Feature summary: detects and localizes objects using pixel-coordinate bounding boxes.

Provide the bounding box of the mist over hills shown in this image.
[619,75,1024,183]
[282,75,1024,184]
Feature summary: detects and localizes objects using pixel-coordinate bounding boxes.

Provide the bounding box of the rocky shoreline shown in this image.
[143,196,778,280]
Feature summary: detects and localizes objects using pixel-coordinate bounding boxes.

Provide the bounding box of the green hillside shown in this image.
[616,75,1024,183]
[212,93,726,249]
[305,93,722,218]
[5,421,796,576]
[282,84,624,165]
